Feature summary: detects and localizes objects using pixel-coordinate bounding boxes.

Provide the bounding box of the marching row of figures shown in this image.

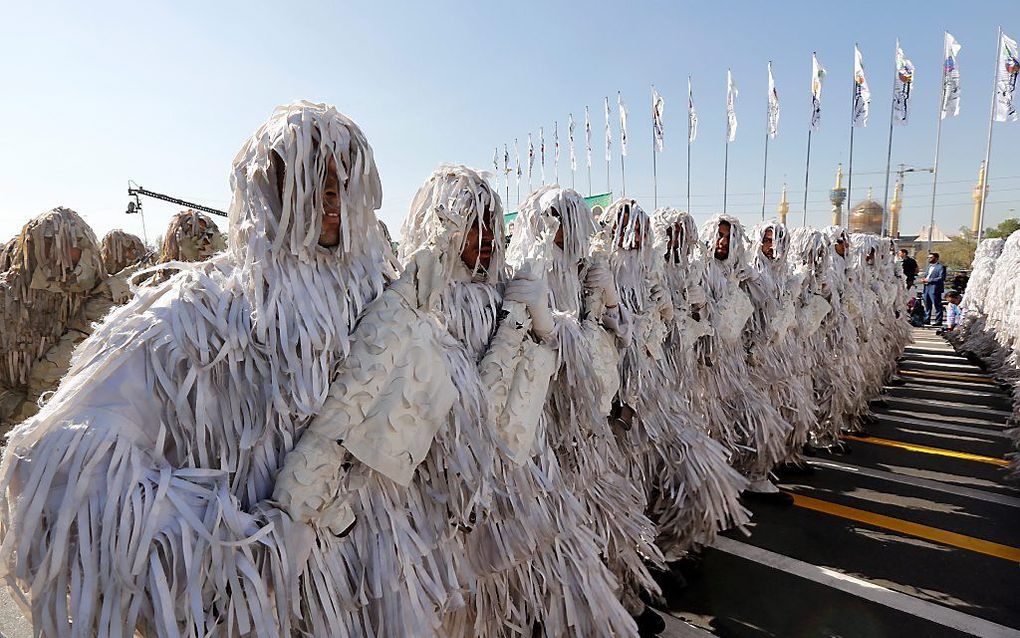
[0,102,910,637]
[948,236,1020,478]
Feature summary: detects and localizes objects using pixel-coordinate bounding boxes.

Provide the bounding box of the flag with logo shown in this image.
[853,45,871,127]
[767,62,780,138]
[893,41,915,125]
[726,69,738,142]
[652,87,665,152]
[994,32,1019,122]
[604,97,612,163]
[688,76,698,142]
[527,133,534,182]
[554,121,560,179]
[811,53,826,131]
[515,138,521,184]
[492,147,499,179]
[503,144,510,177]
[618,92,629,157]
[941,32,962,119]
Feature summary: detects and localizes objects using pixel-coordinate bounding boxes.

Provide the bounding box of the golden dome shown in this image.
[849,198,884,234]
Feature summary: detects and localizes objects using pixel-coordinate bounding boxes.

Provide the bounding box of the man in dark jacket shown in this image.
[899,248,918,288]
[920,252,947,325]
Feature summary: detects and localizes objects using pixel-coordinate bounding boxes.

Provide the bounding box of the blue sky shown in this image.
[1,0,1017,243]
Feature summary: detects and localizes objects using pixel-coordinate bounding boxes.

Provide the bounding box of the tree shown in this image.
[937,226,976,271]
[984,217,1020,239]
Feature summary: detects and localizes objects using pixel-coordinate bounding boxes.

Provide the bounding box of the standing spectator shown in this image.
[899,248,918,288]
[920,252,947,326]
[943,291,963,333]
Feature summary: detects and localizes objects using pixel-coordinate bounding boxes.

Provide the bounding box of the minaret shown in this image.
[829,163,847,226]
[889,180,903,238]
[777,183,790,225]
[972,161,987,236]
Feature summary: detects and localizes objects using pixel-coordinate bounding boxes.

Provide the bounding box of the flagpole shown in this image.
[687,75,693,214]
[927,32,949,254]
[803,130,812,227]
[762,63,771,220]
[847,44,858,221]
[652,86,658,208]
[881,40,899,237]
[723,139,730,215]
[977,27,1002,245]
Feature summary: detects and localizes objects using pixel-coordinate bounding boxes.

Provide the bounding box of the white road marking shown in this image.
[806,458,1020,508]
[712,536,1020,638]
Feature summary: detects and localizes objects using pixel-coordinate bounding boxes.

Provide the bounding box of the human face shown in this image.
[665,223,683,263]
[761,228,775,260]
[714,221,731,260]
[460,207,496,273]
[550,206,565,250]
[319,155,342,248]
[898,249,907,259]
[866,248,875,265]
[834,236,847,257]
[928,253,938,264]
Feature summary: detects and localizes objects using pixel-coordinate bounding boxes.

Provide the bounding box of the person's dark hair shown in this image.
[898,248,908,256]
[929,252,940,260]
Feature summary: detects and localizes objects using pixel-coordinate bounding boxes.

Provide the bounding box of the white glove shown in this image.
[650,283,675,322]
[584,264,621,308]
[504,277,555,341]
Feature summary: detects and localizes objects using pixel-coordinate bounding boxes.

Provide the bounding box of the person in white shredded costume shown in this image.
[0,101,396,636]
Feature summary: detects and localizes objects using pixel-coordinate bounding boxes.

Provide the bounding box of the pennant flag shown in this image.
[853,45,871,127]
[527,133,534,182]
[539,126,546,183]
[618,92,629,157]
[515,138,522,183]
[568,114,577,171]
[584,107,592,168]
[688,76,698,143]
[941,32,962,119]
[994,31,1019,122]
[767,62,780,138]
[652,87,665,152]
[893,41,915,125]
[604,97,612,163]
[726,69,738,142]
[811,53,826,131]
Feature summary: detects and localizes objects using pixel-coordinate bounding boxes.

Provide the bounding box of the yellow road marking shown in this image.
[791,493,1020,562]
[843,435,1010,467]
[898,369,996,385]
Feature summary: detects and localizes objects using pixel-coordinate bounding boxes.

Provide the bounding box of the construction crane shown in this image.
[882,164,934,238]
[125,180,228,245]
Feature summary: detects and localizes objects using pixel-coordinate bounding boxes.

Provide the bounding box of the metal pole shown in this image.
[927,32,948,255]
[723,140,730,214]
[587,164,592,196]
[687,120,692,213]
[803,130,812,227]
[652,92,659,208]
[621,155,627,197]
[847,46,858,219]
[882,40,899,237]
[977,27,1002,245]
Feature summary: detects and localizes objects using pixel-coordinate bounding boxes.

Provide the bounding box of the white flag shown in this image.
[514,138,521,184]
[604,96,612,163]
[652,87,665,152]
[584,106,592,168]
[811,53,826,131]
[726,69,738,142]
[767,62,780,138]
[493,147,499,180]
[527,133,534,182]
[503,144,510,177]
[618,92,629,157]
[893,41,915,125]
[993,32,1019,122]
[688,76,698,143]
[941,32,962,119]
[853,45,871,127]
[568,114,577,171]
[539,126,546,183]
[554,122,560,182]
